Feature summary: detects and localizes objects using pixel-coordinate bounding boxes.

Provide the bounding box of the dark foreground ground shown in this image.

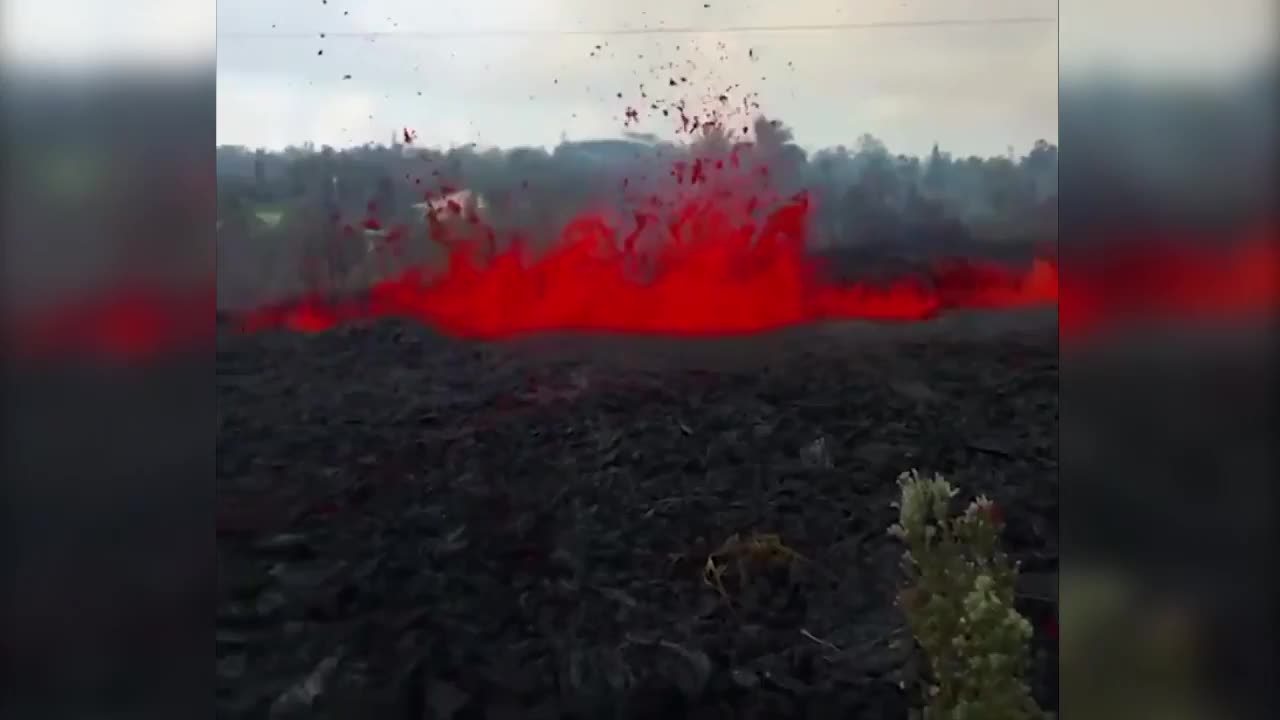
[216,312,1059,719]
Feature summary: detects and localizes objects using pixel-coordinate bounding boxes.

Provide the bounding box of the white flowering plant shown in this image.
[889,469,1046,720]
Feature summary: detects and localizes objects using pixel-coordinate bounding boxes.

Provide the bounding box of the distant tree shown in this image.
[924,143,947,196]
[1022,139,1058,203]
[253,149,267,199]
[374,174,395,216]
[1024,139,1057,174]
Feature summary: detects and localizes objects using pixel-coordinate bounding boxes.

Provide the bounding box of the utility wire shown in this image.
[221,16,1057,40]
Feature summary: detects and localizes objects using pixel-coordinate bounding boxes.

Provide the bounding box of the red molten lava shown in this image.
[1058,224,1279,340]
[5,285,216,362]
[11,205,1275,361]
[238,192,1059,339]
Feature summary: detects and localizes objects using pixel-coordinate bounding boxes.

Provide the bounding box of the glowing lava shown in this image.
[12,146,1278,360]
[238,189,1058,339]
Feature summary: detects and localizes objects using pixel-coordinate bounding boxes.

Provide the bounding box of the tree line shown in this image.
[216,117,1057,308]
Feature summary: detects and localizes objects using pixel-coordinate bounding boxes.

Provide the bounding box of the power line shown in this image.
[220,16,1057,40]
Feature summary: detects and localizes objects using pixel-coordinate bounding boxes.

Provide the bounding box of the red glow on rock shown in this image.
[1057,226,1280,340]
[6,286,215,361]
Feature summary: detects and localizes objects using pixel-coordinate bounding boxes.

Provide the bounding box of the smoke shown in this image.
[1060,65,1278,237]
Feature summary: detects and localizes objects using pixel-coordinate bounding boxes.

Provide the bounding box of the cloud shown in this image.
[4,0,213,65]
[215,0,1059,154]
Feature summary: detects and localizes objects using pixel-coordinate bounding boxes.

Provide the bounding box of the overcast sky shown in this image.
[8,0,1268,157]
[213,0,1066,156]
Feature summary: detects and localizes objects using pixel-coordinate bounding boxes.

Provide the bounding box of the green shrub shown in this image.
[889,469,1046,720]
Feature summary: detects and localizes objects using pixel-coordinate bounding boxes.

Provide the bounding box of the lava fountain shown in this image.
[237,148,1059,339]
